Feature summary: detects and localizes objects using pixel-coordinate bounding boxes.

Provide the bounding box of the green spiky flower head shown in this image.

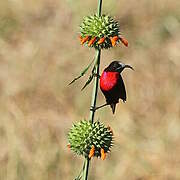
[80,14,122,49]
[68,120,113,159]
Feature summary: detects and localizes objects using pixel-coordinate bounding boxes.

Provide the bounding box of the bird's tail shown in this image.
[110,103,116,114]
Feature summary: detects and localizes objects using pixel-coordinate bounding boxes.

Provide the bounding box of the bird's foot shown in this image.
[90,106,97,112]
[90,103,109,112]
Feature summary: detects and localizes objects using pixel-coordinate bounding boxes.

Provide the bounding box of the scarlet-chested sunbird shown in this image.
[96,61,134,114]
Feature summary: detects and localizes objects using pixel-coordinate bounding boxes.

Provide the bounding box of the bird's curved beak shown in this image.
[124,64,134,71]
[116,62,134,72]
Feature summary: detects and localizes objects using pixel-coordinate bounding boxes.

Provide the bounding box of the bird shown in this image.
[97,61,134,114]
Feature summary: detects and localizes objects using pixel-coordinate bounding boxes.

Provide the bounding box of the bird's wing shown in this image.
[117,75,126,102]
[101,74,127,104]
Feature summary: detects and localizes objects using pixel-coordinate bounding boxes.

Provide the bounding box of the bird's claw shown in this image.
[90,106,96,112]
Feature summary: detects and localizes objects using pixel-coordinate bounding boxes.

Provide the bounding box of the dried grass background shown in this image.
[0,0,180,179]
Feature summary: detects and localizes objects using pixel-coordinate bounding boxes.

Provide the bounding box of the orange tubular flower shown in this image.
[88,37,96,46]
[110,36,119,46]
[120,36,129,47]
[81,36,89,45]
[79,35,83,41]
[67,144,71,149]
[97,37,105,44]
[89,145,95,158]
[100,148,106,160]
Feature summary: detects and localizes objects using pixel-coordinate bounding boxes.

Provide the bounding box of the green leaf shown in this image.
[81,65,96,90]
[68,59,94,85]
[74,175,82,180]
[81,74,94,90]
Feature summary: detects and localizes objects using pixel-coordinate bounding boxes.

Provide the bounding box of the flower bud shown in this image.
[80,14,122,49]
[68,120,113,159]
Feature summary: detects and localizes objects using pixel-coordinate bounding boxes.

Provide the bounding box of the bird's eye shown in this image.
[118,62,123,67]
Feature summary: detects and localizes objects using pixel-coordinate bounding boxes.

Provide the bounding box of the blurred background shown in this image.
[0,0,180,179]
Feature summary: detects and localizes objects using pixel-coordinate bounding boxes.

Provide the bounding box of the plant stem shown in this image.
[98,0,102,16]
[83,1,102,180]
[83,49,101,180]
[83,157,90,180]
[89,49,101,122]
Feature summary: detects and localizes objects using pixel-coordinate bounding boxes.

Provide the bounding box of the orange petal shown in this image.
[88,37,96,46]
[110,36,119,46]
[79,35,83,41]
[110,37,116,46]
[81,36,89,45]
[113,36,119,41]
[89,145,95,158]
[97,37,105,44]
[100,148,106,160]
[67,144,71,149]
[120,36,128,47]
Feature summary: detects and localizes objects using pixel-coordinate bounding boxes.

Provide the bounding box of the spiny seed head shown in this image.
[80,14,121,49]
[68,120,114,158]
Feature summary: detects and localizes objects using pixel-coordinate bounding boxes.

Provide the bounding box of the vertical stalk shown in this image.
[98,0,102,16]
[83,1,102,180]
[89,49,101,122]
[83,157,90,180]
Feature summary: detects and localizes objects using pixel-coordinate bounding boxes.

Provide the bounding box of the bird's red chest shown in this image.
[100,71,119,91]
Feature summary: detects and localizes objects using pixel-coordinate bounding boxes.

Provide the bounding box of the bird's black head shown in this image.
[104,61,134,73]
